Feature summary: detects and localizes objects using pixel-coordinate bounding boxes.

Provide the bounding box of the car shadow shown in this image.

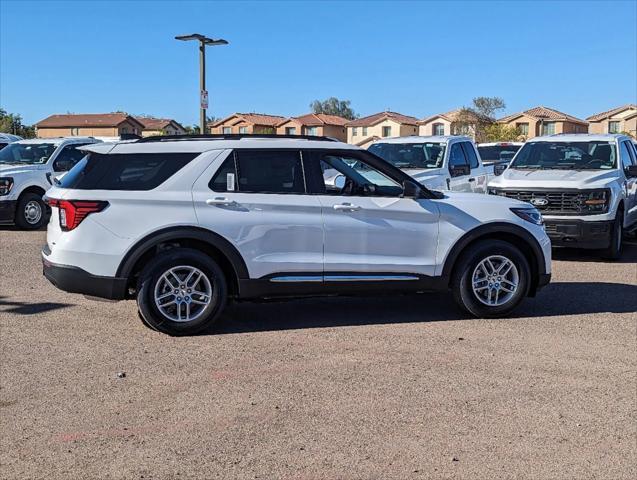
[0,297,72,315]
[210,280,637,335]
[552,241,637,264]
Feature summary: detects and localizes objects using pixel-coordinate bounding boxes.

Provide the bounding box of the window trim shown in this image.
[460,142,480,169]
[448,142,469,170]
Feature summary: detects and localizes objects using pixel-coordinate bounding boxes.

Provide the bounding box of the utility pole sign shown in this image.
[200,90,209,110]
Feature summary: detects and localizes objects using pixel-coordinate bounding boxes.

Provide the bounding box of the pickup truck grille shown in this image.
[495,190,595,216]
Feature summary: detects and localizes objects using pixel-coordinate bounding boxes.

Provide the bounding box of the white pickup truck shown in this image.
[0,137,101,229]
[488,134,637,259]
[367,136,491,193]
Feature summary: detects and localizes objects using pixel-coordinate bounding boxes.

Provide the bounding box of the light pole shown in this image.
[175,33,228,134]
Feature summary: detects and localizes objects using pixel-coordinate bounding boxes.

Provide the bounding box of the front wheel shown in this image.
[136,248,227,336]
[451,240,531,318]
[15,192,48,230]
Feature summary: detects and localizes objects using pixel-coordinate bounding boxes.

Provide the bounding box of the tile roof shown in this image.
[134,117,175,130]
[282,113,349,127]
[419,109,492,124]
[498,106,587,125]
[586,104,637,122]
[345,111,419,127]
[212,113,286,127]
[35,113,144,128]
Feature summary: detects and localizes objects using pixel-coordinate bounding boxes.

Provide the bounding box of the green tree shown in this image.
[452,97,507,142]
[310,97,358,120]
[0,108,36,138]
[483,123,523,142]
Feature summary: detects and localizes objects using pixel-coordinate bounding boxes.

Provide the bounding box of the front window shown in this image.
[541,122,556,135]
[432,123,445,136]
[368,142,446,169]
[511,141,617,170]
[382,126,392,137]
[319,154,403,197]
[0,142,56,165]
[608,121,620,133]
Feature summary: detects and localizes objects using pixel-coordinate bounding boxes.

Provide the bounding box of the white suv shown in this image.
[42,135,551,335]
[0,137,101,229]
[488,134,637,259]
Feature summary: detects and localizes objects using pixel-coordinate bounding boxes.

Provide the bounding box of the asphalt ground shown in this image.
[1,228,636,479]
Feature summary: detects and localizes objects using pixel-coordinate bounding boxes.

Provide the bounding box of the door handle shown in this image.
[206,197,236,206]
[468,177,476,182]
[333,203,361,212]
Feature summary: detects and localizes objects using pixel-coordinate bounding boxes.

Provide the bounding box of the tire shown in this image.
[15,192,48,230]
[601,211,623,260]
[451,240,531,318]
[136,248,227,336]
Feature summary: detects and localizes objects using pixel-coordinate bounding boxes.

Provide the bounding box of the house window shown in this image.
[71,127,79,136]
[306,126,318,136]
[223,127,232,134]
[121,127,128,134]
[382,126,392,137]
[609,121,620,133]
[542,122,556,135]
[239,127,248,134]
[433,123,445,136]
[362,127,368,136]
[352,127,358,136]
[516,123,529,136]
[285,127,297,135]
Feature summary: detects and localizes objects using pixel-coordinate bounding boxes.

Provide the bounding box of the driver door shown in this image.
[303,150,440,278]
[447,142,473,192]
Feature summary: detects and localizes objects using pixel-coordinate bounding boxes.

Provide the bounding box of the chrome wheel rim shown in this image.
[24,200,42,224]
[153,266,213,322]
[472,255,519,307]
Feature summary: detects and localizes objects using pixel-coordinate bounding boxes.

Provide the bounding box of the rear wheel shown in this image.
[451,240,531,318]
[601,211,623,260]
[15,192,47,230]
[136,248,227,336]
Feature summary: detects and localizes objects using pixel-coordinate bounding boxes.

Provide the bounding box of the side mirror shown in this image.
[494,163,509,176]
[402,179,422,199]
[625,165,637,178]
[449,164,470,178]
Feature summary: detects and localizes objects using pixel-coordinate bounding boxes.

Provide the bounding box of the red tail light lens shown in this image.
[46,199,108,231]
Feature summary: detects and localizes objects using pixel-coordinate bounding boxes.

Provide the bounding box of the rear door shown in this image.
[192,149,324,279]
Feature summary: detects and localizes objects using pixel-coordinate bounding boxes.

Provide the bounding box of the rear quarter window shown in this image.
[58,152,198,190]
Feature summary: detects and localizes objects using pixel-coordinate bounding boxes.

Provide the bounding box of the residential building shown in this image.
[497,106,588,139]
[418,109,493,140]
[209,113,286,135]
[586,104,637,137]
[134,117,186,137]
[345,111,419,148]
[35,113,145,138]
[275,113,348,141]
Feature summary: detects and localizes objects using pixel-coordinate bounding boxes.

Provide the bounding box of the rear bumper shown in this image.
[0,200,17,224]
[544,219,612,249]
[42,249,127,300]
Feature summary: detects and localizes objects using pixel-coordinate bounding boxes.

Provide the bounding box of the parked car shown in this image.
[0,133,23,150]
[0,137,101,229]
[488,134,637,259]
[478,142,523,167]
[42,134,551,336]
[368,136,491,193]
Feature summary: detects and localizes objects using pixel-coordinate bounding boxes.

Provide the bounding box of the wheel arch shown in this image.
[441,222,547,296]
[117,226,249,298]
[18,185,47,198]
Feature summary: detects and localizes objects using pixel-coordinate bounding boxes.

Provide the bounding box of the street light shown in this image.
[175,33,228,134]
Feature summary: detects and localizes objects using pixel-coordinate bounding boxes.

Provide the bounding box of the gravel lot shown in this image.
[1,228,636,479]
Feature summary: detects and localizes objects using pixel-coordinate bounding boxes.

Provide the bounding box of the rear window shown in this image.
[58,152,198,190]
[478,145,521,163]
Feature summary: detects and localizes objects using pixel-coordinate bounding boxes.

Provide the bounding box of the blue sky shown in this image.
[1,0,636,126]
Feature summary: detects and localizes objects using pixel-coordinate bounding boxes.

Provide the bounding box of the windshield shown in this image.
[478,145,521,163]
[368,142,446,169]
[0,143,57,165]
[511,141,617,170]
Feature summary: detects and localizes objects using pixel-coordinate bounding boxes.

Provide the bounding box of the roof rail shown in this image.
[136,133,338,143]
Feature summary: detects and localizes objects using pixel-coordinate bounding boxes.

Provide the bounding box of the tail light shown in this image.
[46,199,108,231]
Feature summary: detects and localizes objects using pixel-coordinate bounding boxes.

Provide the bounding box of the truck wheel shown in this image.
[601,212,623,260]
[136,248,227,336]
[451,240,531,318]
[15,192,48,230]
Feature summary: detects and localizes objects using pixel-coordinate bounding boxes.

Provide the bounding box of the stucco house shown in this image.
[496,106,588,139]
[276,113,348,141]
[210,113,286,135]
[345,111,419,148]
[586,104,636,137]
[418,109,493,139]
[35,113,145,138]
[134,117,186,137]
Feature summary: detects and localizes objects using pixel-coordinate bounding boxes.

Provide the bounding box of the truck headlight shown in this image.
[511,207,543,225]
[582,189,610,213]
[0,177,14,196]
